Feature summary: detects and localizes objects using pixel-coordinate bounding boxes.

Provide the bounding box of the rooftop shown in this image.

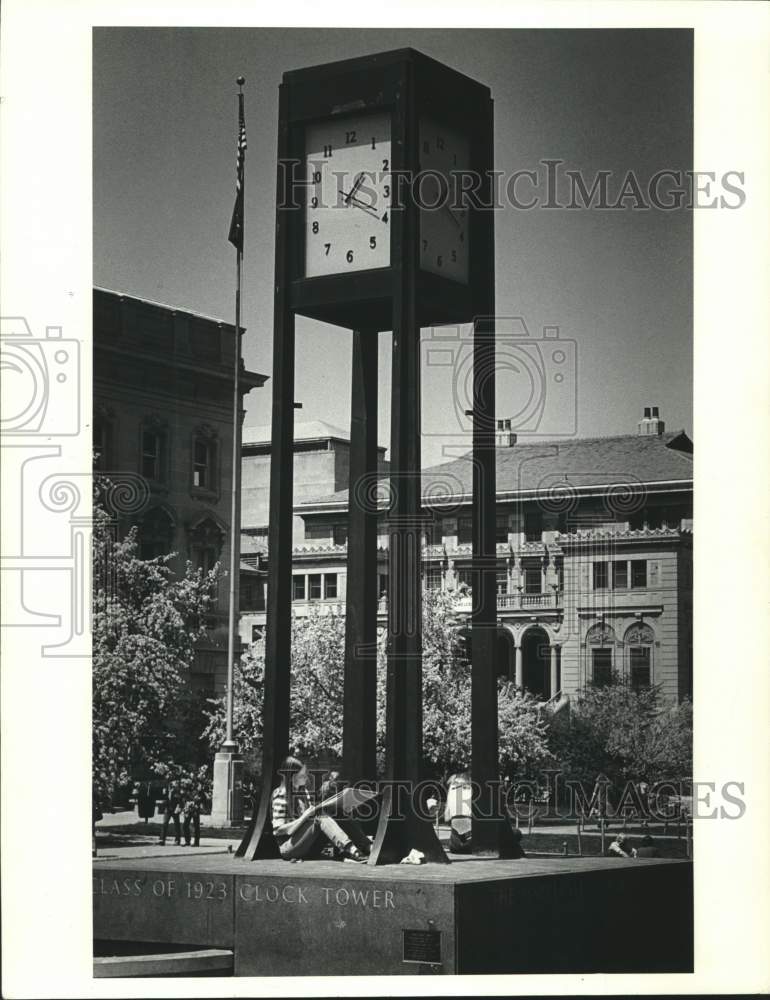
[298,430,693,510]
[243,419,387,452]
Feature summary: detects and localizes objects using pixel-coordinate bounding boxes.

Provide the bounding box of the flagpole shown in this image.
[212,75,246,826]
[225,211,242,750]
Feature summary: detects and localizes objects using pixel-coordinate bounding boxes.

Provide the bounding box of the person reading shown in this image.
[271,756,375,862]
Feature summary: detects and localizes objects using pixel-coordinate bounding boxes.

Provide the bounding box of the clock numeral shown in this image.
[369,236,377,250]
[324,243,331,256]
[346,250,354,263]
[384,184,390,198]
[381,211,388,224]
[312,170,321,183]
[451,250,457,262]
[422,240,428,251]
[345,130,357,144]
[310,196,318,209]
[371,136,377,149]
[436,136,445,150]
[312,221,319,235]
[437,255,443,267]
[382,158,389,171]
[323,144,333,158]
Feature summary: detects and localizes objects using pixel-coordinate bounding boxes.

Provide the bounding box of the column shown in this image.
[515,644,523,688]
[343,329,378,785]
[550,644,559,699]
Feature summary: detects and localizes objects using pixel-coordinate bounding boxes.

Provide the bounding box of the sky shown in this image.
[93,27,692,467]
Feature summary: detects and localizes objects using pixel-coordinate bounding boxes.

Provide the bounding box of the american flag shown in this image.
[228,90,247,252]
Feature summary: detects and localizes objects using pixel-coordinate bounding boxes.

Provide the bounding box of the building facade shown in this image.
[93,287,267,696]
[240,409,692,706]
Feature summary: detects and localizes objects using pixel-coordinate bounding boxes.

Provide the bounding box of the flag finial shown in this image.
[236,76,245,88]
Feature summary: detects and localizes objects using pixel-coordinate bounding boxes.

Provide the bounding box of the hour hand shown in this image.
[344,172,365,203]
[338,189,379,219]
[441,202,463,229]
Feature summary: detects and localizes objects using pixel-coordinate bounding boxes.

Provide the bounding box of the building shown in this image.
[239,420,389,640]
[240,408,692,706]
[93,287,267,697]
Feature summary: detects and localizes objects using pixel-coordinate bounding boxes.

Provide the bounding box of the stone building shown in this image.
[240,408,692,706]
[93,287,267,696]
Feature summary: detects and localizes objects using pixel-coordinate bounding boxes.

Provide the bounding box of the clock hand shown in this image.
[345,172,365,203]
[338,189,380,219]
[441,202,463,230]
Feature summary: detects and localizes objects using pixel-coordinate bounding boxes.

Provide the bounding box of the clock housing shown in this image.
[277,49,493,331]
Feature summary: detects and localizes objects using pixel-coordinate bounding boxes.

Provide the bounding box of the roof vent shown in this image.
[638,406,665,436]
[496,418,517,448]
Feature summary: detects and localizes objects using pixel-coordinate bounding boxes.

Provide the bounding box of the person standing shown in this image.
[159,778,182,845]
[182,776,204,847]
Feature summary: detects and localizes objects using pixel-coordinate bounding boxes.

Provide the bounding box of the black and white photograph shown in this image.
[1,4,769,996]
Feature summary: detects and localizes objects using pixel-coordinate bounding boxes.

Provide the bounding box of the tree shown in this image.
[92,502,219,811]
[203,589,553,781]
[548,672,693,799]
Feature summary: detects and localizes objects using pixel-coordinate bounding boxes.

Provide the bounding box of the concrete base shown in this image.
[94,854,693,975]
[209,750,244,827]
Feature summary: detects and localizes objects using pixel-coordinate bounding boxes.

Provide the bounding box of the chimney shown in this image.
[495,418,517,448]
[637,406,665,436]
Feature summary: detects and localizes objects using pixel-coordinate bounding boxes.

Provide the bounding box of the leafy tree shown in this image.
[92,502,219,811]
[204,589,553,781]
[548,672,693,799]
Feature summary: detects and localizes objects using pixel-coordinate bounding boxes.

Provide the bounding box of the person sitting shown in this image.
[634,833,661,858]
[607,832,637,858]
[271,756,369,862]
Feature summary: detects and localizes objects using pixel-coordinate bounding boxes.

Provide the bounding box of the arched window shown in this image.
[624,622,654,690]
[189,517,224,575]
[139,507,175,560]
[586,623,617,687]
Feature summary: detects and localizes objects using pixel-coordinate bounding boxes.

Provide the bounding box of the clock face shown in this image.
[304,113,392,278]
[418,119,470,284]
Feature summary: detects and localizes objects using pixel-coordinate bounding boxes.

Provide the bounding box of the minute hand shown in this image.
[338,190,380,220]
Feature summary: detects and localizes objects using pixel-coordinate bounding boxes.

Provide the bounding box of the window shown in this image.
[189,518,223,575]
[524,509,542,542]
[292,576,306,601]
[305,522,332,541]
[524,565,541,594]
[425,518,443,545]
[631,560,647,588]
[612,561,628,589]
[592,648,613,687]
[496,570,508,596]
[324,574,338,599]
[425,565,442,591]
[141,429,164,481]
[93,414,113,471]
[193,438,216,490]
[251,625,264,644]
[458,515,473,545]
[630,646,651,690]
[378,573,388,598]
[240,582,255,610]
[333,523,347,546]
[593,561,609,590]
[139,507,174,560]
[496,513,509,544]
[308,574,322,600]
[457,568,474,589]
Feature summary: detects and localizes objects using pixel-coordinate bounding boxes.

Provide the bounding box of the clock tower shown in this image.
[239,49,515,863]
